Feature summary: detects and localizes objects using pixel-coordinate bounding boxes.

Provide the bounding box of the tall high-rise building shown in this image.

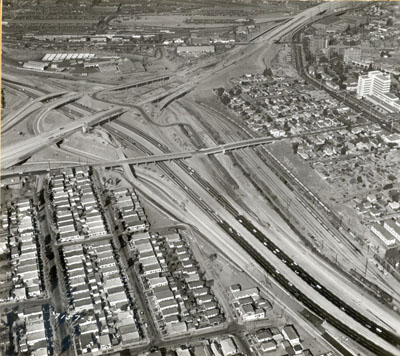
[357,75,372,97]
[357,70,399,113]
[343,47,362,63]
[357,70,390,98]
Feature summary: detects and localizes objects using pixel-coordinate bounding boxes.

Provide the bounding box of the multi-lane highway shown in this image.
[103,120,400,356]
[106,118,400,347]
[1,84,68,133]
[93,74,171,94]
[1,107,126,169]
[3,16,400,352]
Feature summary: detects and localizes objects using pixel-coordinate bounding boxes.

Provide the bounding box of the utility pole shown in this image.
[364,257,369,276]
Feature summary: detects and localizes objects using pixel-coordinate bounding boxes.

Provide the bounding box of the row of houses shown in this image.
[49,168,108,243]
[6,199,43,301]
[11,305,51,356]
[61,238,142,354]
[112,187,148,234]
[129,231,224,335]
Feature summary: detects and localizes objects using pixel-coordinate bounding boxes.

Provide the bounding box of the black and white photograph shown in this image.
[1,0,400,355]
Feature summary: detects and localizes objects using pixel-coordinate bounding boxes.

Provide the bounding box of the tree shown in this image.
[390,191,400,202]
[215,87,225,97]
[220,95,231,105]
[263,66,273,77]
[320,56,328,63]
[292,142,299,154]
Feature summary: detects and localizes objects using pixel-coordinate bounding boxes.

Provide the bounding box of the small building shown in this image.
[220,337,237,356]
[23,61,49,71]
[261,340,277,352]
[282,325,300,345]
[370,223,396,247]
[177,45,215,55]
[384,220,400,242]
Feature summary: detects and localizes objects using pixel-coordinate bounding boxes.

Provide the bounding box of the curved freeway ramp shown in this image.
[1,107,126,169]
[2,91,68,133]
[33,93,82,134]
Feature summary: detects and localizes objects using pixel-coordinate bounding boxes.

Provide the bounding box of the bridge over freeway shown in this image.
[2,91,69,133]
[34,93,82,133]
[1,107,127,169]
[95,74,171,94]
[88,135,275,167]
[0,135,275,178]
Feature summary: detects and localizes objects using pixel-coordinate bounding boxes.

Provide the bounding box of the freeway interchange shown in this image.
[4,62,400,356]
[2,2,400,355]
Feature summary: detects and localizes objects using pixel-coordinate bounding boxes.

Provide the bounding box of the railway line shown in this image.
[4,71,400,355]
[104,121,400,356]
[292,40,399,134]
[196,102,363,257]
[107,120,400,350]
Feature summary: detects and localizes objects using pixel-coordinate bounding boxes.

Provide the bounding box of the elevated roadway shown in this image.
[1,107,126,169]
[93,135,273,167]
[33,93,82,134]
[104,122,400,355]
[0,122,371,178]
[252,1,355,44]
[139,82,195,107]
[94,74,171,95]
[0,134,275,176]
[2,91,68,133]
[157,84,195,110]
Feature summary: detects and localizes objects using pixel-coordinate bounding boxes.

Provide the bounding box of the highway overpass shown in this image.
[2,91,68,133]
[139,82,194,107]
[85,135,275,167]
[96,74,171,94]
[1,107,126,169]
[34,93,82,134]
[253,1,356,44]
[0,134,274,177]
[158,84,195,110]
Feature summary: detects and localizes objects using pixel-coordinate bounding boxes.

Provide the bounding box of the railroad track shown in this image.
[105,121,400,356]
[107,120,400,352]
[4,72,400,355]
